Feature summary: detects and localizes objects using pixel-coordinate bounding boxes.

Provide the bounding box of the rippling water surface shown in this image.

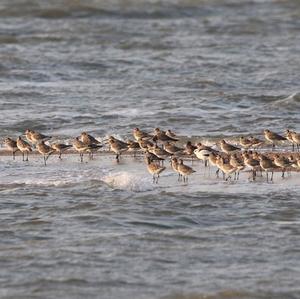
[0,0,300,298]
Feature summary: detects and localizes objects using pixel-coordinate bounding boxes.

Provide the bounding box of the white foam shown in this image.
[102,171,154,192]
[272,92,300,107]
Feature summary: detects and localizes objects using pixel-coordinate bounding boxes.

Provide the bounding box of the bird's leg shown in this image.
[252,170,255,181]
[271,171,274,182]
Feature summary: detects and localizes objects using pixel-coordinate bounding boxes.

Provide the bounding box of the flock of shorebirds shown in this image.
[2,128,300,183]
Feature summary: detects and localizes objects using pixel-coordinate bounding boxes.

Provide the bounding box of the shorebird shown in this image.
[144,149,164,164]
[72,137,90,162]
[80,132,103,159]
[25,129,52,145]
[166,129,177,139]
[208,152,220,177]
[194,143,216,167]
[285,130,296,151]
[51,143,72,160]
[273,154,291,178]
[108,138,128,163]
[37,141,55,166]
[133,128,152,141]
[291,131,300,151]
[170,157,181,181]
[137,139,154,151]
[195,142,216,152]
[148,144,170,160]
[239,136,253,149]
[259,155,278,182]
[177,159,196,183]
[4,137,19,160]
[220,140,241,155]
[184,141,197,156]
[127,140,141,157]
[288,155,299,169]
[183,141,196,163]
[249,136,264,149]
[108,136,128,148]
[80,132,101,145]
[216,155,236,181]
[163,142,183,155]
[194,148,211,167]
[25,129,34,144]
[263,129,286,150]
[153,128,178,143]
[242,152,260,180]
[229,154,245,180]
[16,136,32,161]
[146,156,166,184]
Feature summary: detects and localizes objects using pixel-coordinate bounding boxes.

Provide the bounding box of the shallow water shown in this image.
[0,0,300,298]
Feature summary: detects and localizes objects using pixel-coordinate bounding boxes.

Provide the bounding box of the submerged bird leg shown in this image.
[215,168,220,178]
[26,152,29,161]
[271,171,274,182]
[59,152,62,160]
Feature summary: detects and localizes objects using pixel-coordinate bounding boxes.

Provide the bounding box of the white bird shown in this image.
[193,149,212,167]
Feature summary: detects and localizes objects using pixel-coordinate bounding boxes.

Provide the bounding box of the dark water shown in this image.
[0,1,300,298]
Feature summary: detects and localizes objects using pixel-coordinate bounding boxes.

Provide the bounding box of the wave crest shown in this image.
[102,171,153,192]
